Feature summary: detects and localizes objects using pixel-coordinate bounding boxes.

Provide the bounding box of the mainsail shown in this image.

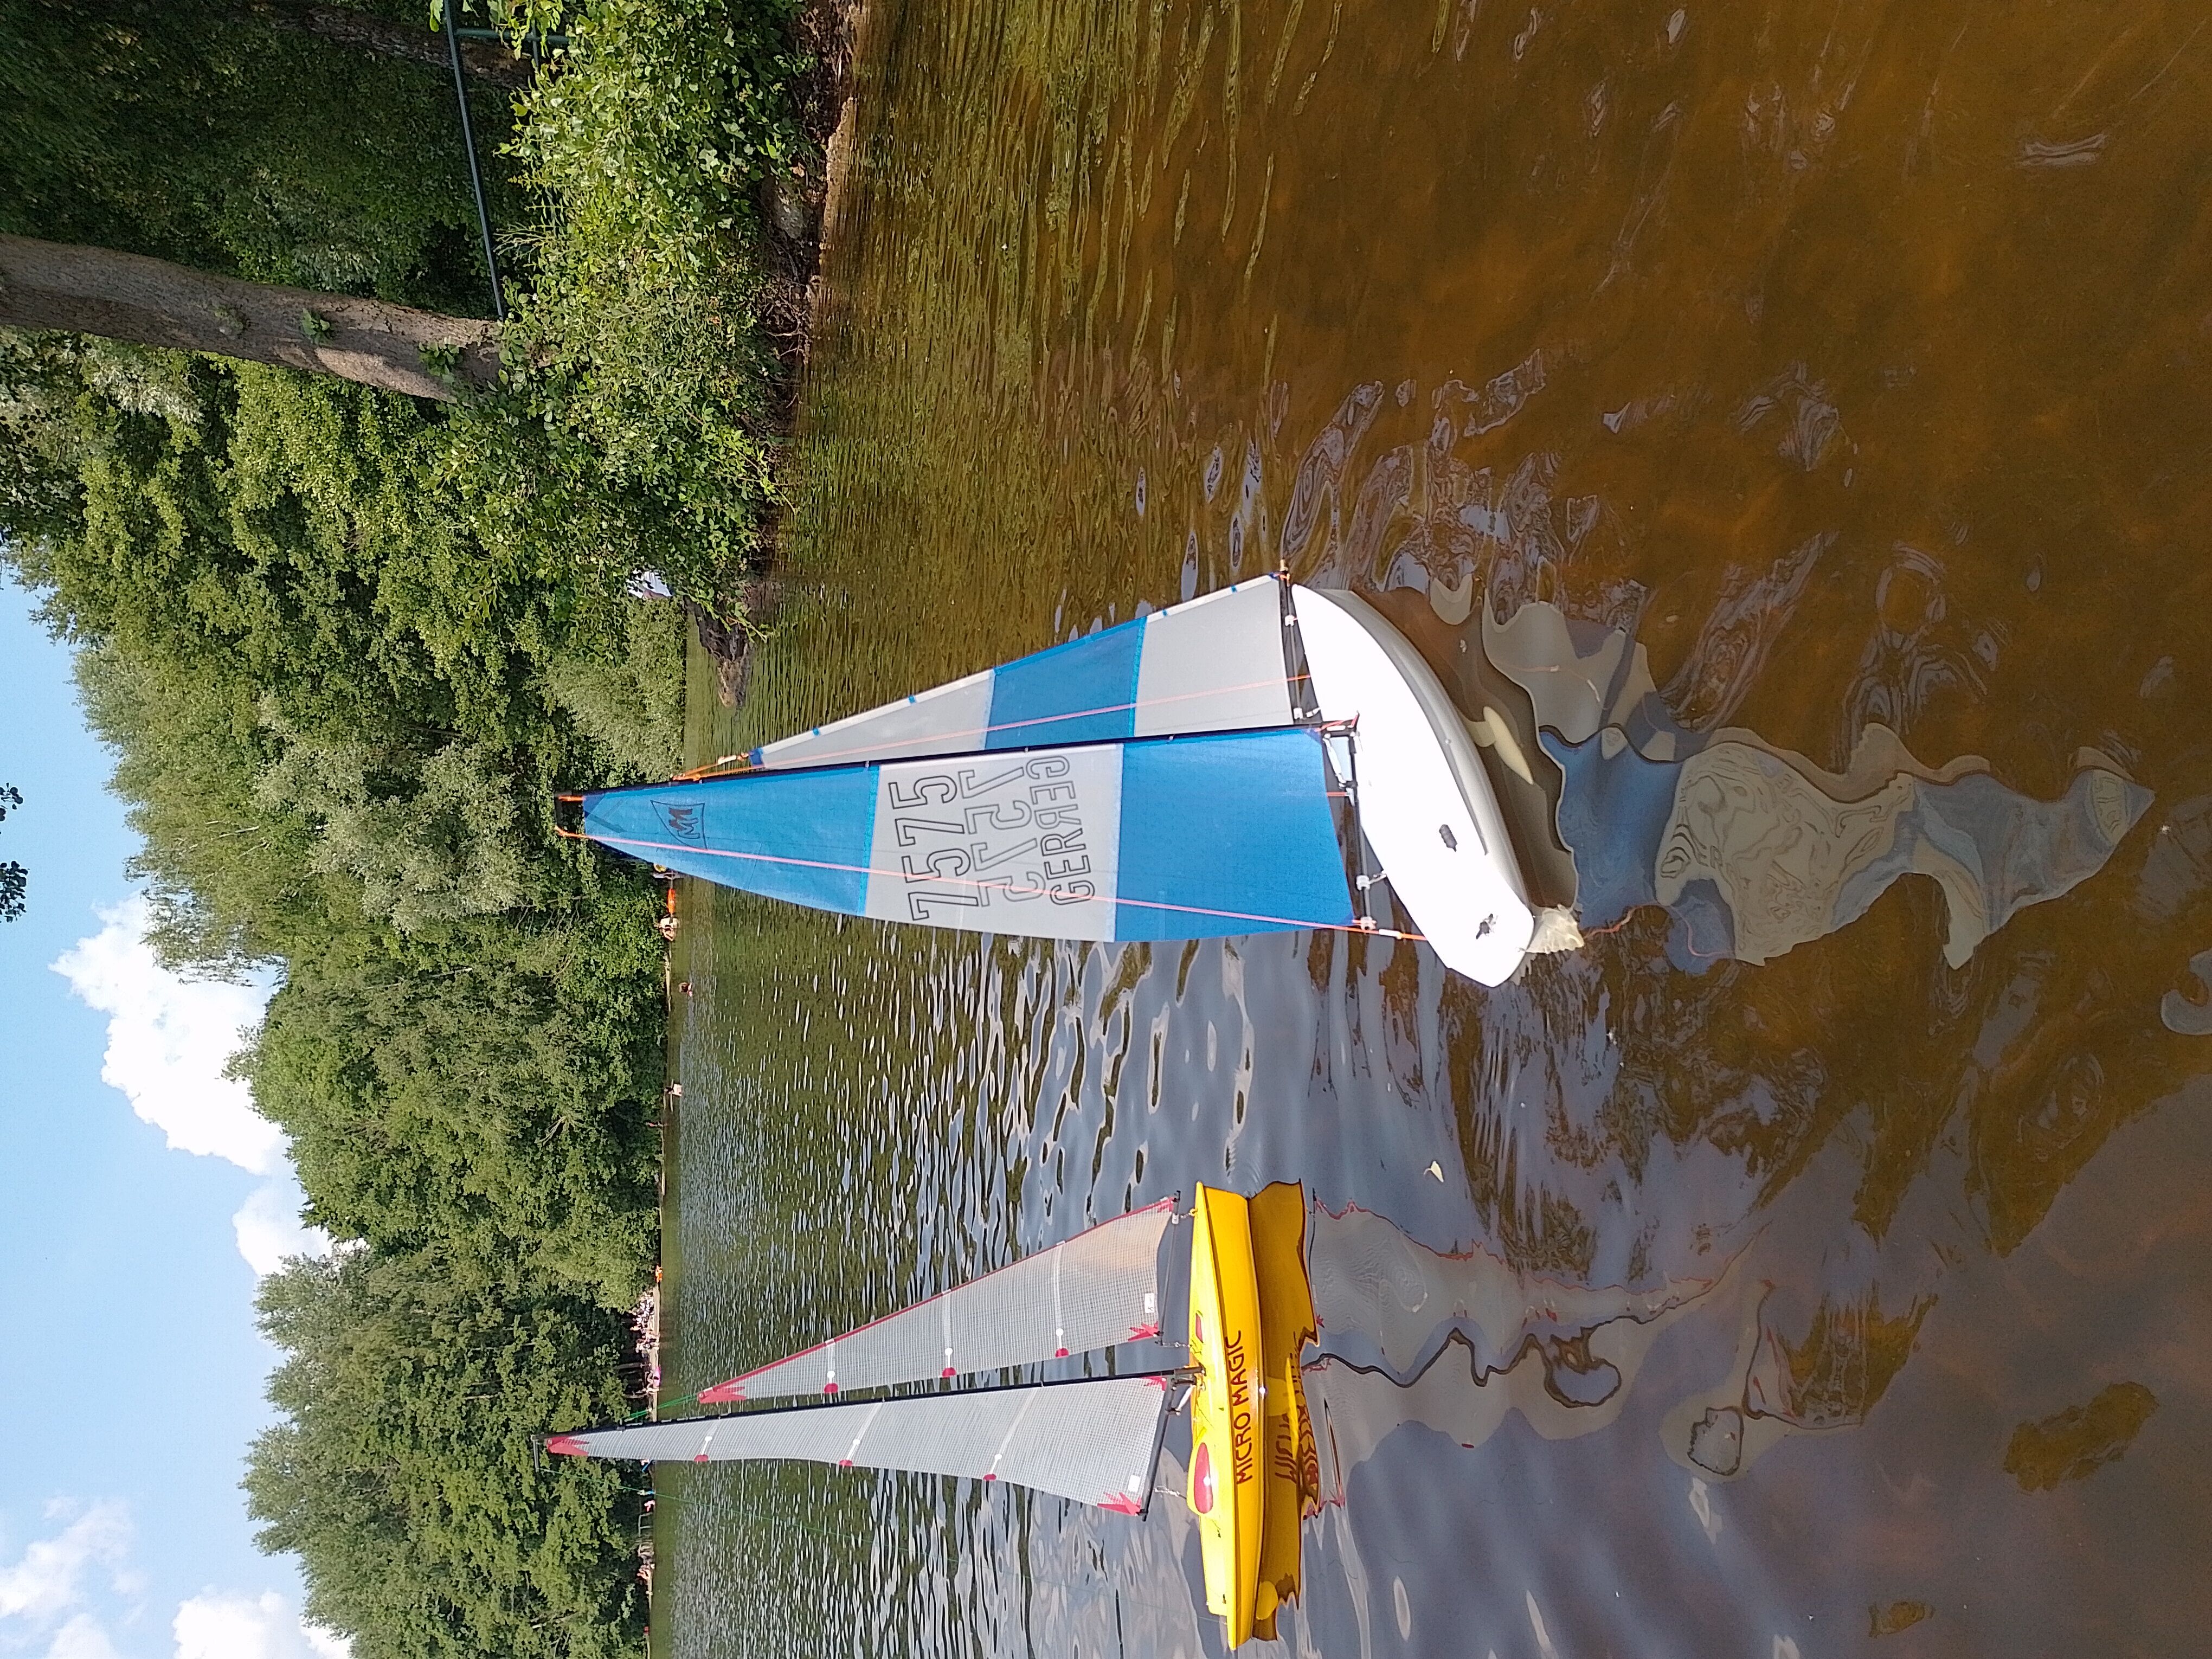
[746,578,1298,771]
[546,1375,1174,1513]
[701,1201,1173,1402]
[578,727,1356,943]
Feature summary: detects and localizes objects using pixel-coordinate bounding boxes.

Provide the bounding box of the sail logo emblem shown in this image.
[654,800,706,843]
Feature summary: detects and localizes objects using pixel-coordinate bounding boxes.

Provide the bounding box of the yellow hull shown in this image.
[1187,1185,1264,1649]
[1248,1182,1319,1642]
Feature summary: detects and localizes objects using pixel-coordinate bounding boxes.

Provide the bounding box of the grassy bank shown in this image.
[1,2,834,1654]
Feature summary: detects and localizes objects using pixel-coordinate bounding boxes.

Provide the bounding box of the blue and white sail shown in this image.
[747,577,1300,770]
[578,726,1355,942]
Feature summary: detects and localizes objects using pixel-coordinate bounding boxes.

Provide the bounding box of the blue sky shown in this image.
[1,584,340,1659]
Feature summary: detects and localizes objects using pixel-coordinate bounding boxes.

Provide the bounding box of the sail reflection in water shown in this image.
[1411,588,2155,973]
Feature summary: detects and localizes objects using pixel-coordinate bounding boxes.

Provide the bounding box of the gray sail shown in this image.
[699,1200,1175,1403]
[546,1375,1173,1512]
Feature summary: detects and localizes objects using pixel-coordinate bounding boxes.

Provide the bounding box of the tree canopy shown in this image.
[0,0,520,314]
[4,334,677,1659]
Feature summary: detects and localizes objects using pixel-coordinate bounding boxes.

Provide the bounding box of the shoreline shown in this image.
[638,9,874,1646]
[757,0,872,384]
[684,0,871,704]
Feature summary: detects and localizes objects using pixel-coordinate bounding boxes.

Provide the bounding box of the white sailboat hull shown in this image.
[1291,588,1534,986]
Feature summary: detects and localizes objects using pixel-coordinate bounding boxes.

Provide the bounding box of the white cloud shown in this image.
[42,1613,125,1659]
[0,1501,133,1632]
[232,1178,331,1280]
[51,895,284,1174]
[173,1591,351,1659]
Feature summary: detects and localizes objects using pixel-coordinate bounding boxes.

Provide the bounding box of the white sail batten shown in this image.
[547,1375,1174,1512]
[700,1200,1174,1403]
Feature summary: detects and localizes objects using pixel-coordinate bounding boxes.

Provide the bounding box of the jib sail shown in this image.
[746,577,1298,771]
[698,1200,1175,1403]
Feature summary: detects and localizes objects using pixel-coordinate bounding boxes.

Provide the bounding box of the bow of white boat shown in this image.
[1290,586,1535,986]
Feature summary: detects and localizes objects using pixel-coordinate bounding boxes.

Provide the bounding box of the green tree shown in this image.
[0,1,523,394]
[7,326,665,1657]
[248,1248,647,1659]
[247,902,664,1303]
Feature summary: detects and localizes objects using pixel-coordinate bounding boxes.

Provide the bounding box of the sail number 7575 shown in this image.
[884,755,1098,921]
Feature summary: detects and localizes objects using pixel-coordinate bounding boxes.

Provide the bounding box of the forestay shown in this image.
[577,726,1356,942]
[747,577,1297,770]
[699,1200,1175,1403]
[546,1375,1174,1512]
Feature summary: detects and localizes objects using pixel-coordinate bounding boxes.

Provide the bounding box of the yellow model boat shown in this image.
[1248,1181,1319,1641]
[1187,1184,1265,1648]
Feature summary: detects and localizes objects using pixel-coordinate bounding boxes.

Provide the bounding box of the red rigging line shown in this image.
[584,832,1419,942]
[666,671,1319,781]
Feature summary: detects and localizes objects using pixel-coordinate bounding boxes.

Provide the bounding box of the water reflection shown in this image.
[1300,1195,1727,1489]
[1290,406,2155,978]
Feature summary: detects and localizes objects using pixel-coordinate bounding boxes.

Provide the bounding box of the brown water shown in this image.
[648,0,2212,1652]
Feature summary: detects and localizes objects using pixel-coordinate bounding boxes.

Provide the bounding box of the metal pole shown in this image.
[442,2,506,320]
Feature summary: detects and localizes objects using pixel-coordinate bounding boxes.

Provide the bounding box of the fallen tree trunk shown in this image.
[0,235,500,400]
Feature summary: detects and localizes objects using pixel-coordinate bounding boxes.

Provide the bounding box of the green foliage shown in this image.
[543,596,690,779]
[2,2,820,1652]
[0,0,519,314]
[18,354,610,954]
[481,0,811,611]
[248,1248,645,1659]
[510,0,806,283]
[249,900,664,1302]
[3,348,664,1656]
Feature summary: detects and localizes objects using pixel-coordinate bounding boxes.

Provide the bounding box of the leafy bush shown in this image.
[483,0,811,612]
[248,898,664,1303]
[544,595,691,779]
[6,344,663,1654]
[0,0,520,313]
